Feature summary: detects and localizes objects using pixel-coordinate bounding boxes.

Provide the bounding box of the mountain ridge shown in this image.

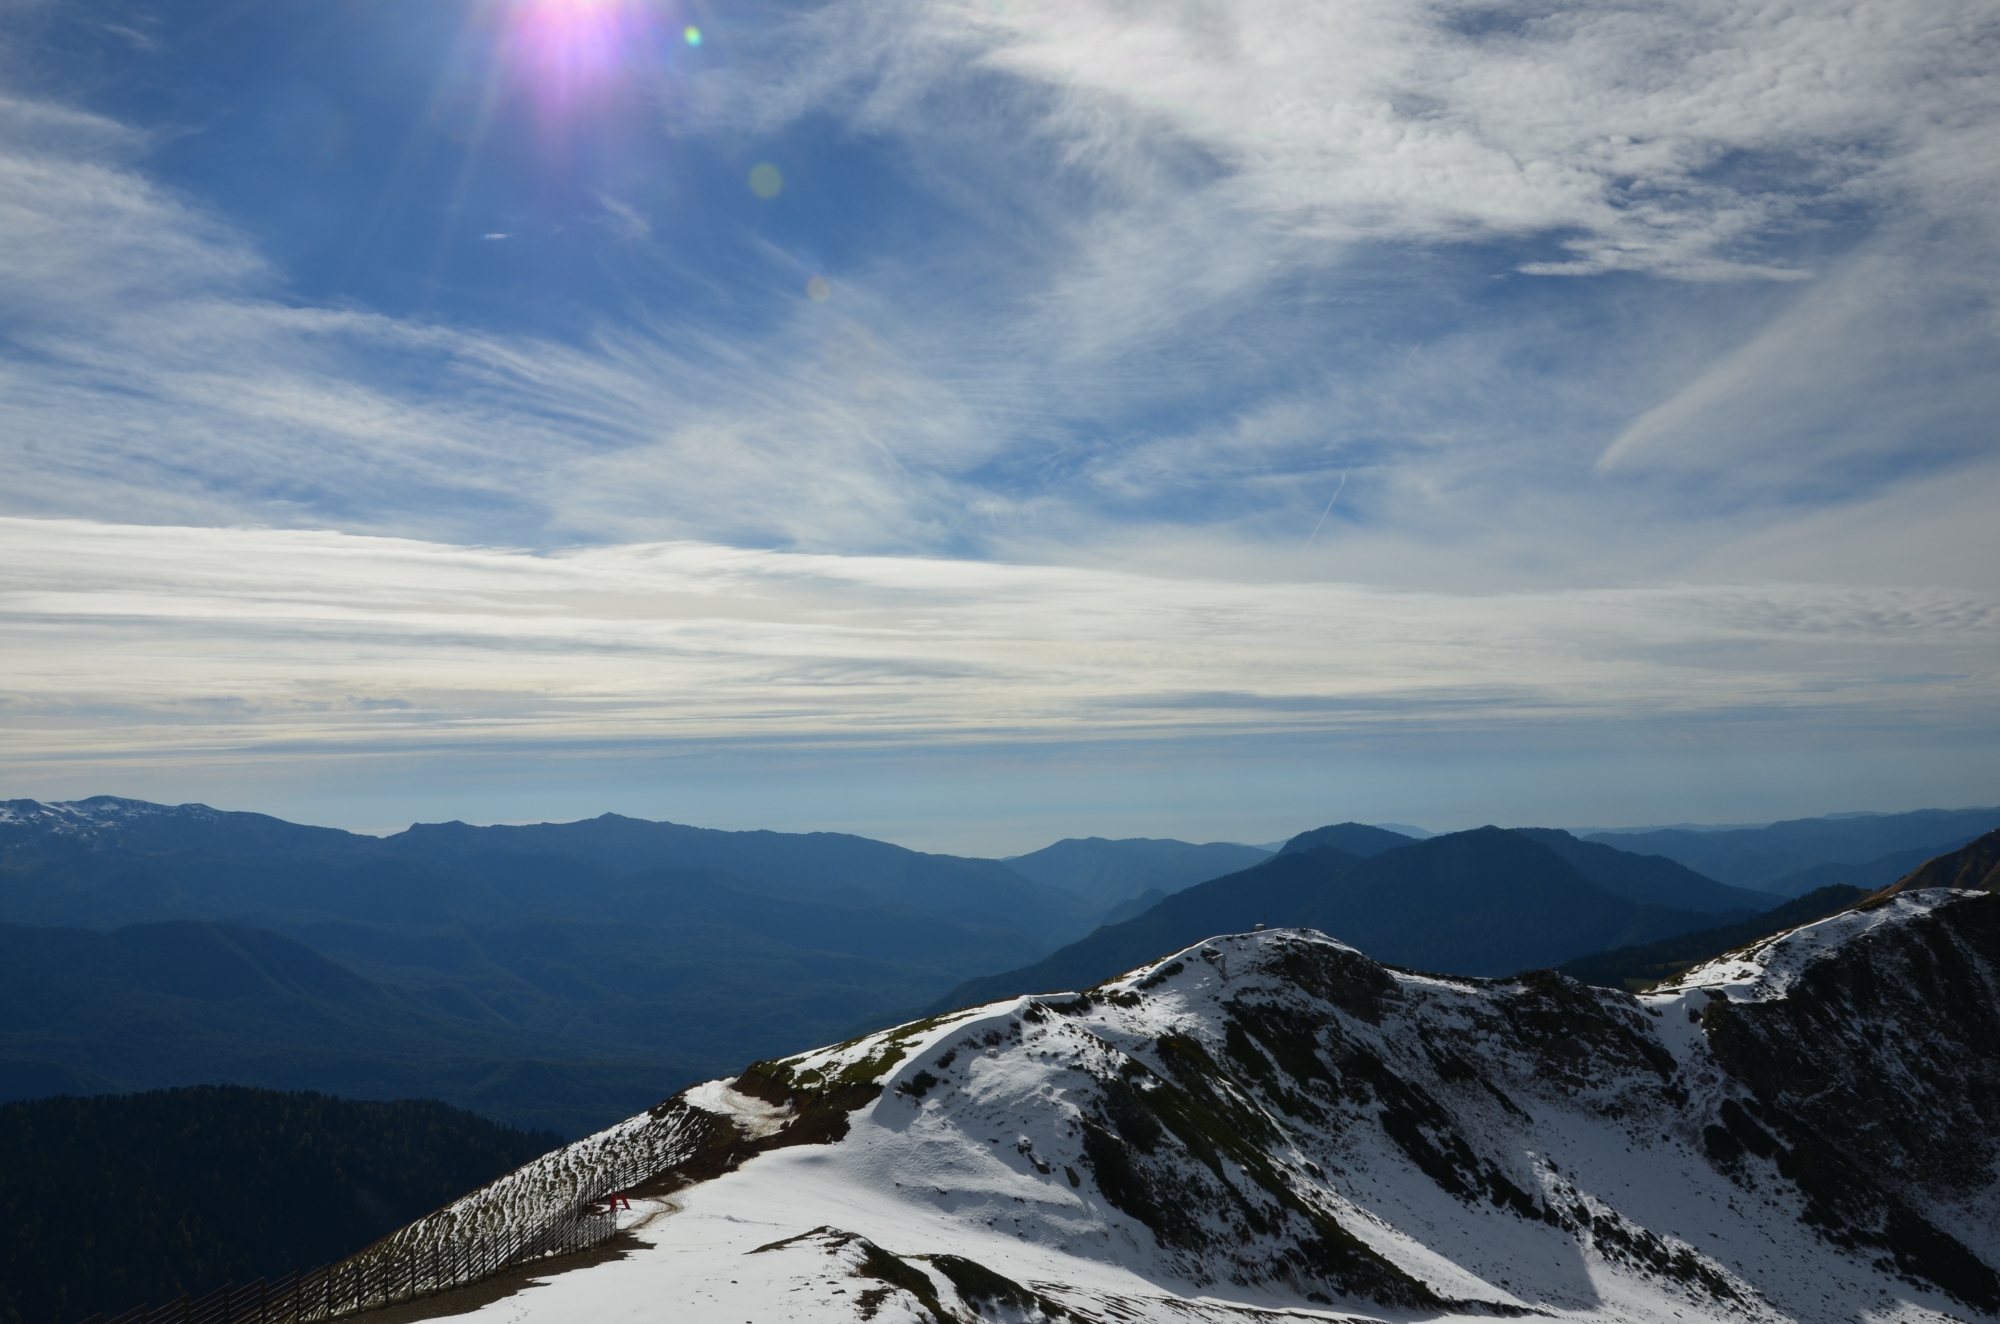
[1274,821,1415,857]
[322,883,2000,1323]
[0,797,1093,943]
[1556,884,1870,991]
[1584,806,2000,891]
[930,825,1736,1012]
[0,919,681,1136]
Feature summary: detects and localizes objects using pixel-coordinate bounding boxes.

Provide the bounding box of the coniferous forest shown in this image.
[0,1086,560,1324]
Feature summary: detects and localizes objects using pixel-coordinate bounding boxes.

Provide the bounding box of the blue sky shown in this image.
[0,0,1995,852]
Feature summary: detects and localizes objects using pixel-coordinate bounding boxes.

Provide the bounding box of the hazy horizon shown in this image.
[10,789,1997,862]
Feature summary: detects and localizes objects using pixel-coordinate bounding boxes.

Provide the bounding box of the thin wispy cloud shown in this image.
[0,93,993,551]
[714,0,2000,532]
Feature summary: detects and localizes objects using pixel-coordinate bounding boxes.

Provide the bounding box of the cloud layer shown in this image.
[782,0,2000,275]
[5,519,1994,766]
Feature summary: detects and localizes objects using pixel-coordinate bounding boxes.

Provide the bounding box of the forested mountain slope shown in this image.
[0,1086,558,1324]
[0,921,677,1135]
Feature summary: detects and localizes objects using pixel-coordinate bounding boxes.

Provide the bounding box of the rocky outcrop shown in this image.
[1696,891,2000,1311]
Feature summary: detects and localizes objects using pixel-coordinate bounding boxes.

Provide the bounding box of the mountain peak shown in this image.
[1276,821,1414,857]
[358,892,2000,1322]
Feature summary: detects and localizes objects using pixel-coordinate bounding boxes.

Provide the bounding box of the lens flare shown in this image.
[806,275,831,302]
[748,163,784,199]
[499,0,666,119]
[684,25,701,45]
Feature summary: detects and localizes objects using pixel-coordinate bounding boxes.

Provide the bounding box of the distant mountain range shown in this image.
[1583,805,2000,893]
[0,797,1093,942]
[0,797,1114,1133]
[1002,837,1272,911]
[930,823,1765,1011]
[3,796,1989,1137]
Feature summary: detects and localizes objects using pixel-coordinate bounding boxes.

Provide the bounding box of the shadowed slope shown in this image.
[1002,837,1273,911]
[1586,807,2000,891]
[0,921,680,1136]
[1513,828,1771,913]
[930,827,1725,1011]
[1557,885,1868,990]
[0,1086,559,1324]
[1871,828,2000,899]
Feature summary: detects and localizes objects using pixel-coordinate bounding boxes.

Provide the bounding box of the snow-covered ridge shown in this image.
[1653,886,1977,1001]
[349,895,2000,1323]
[0,795,220,836]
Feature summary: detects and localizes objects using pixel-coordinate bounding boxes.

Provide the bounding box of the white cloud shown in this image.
[865,0,2000,277]
[684,0,2000,533]
[594,193,651,241]
[2,518,1994,767]
[1598,230,2000,480]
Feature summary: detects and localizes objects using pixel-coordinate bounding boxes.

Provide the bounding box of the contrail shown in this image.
[1305,472,1346,545]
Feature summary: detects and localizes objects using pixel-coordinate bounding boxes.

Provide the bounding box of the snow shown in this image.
[1651,888,1976,1002]
[385,900,1995,1324]
[683,1080,794,1139]
[0,795,217,838]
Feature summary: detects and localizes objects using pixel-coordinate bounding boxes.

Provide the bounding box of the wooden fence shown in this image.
[76,1157,644,1324]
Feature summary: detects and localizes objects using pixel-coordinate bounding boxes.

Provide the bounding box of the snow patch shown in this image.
[683,1079,792,1138]
[1657,888,1975,1002]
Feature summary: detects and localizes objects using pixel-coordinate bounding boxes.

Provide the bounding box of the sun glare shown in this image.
[498,0,681,117]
